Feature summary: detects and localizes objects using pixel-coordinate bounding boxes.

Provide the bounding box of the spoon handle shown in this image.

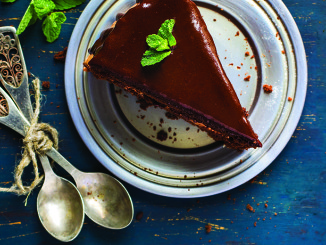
[38,155,55,177]
[46,148,81,177]
[0,27,33,122]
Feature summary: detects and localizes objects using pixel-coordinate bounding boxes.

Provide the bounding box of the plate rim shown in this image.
[65,0,307,198]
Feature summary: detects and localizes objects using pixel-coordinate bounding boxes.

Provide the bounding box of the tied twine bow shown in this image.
[0,78,59,202]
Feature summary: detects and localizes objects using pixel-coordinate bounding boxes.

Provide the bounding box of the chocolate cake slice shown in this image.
[84,0,262,150]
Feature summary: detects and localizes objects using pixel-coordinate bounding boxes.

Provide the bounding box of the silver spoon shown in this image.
[0,84,134,229]
[37,155,84,242]
[47,156,134,229]
[0,28,134,228]
[1,27,84,241]
[0,87,85,241]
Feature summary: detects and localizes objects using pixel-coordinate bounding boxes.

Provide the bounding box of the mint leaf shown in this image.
[141,49,171,67]
[52,0,86,10]
[17,5,38,35]
[33,0,56,20]
[157,19,176,47]
[141,19,176,67]
[42,12,66,42]
[0,0,16,3]
[16,0,55,35]
[146,34,170,52]
[33,0,56,19]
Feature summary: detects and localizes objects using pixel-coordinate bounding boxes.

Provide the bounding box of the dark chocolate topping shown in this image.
[89,0,258,139]
[88,28,113,55]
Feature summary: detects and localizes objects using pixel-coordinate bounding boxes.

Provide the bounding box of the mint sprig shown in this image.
[141,19,176,67]
[15,0,86,42]
[42,12,66,42]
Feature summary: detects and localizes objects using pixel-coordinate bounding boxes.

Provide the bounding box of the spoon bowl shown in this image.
[74,172,133,229]
[37,156,84,242]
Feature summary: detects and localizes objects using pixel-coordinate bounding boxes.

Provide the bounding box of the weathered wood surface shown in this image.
[0,0,325,244]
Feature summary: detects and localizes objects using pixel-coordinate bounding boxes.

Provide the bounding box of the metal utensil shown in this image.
[47,159,134,229]
[0,83,134,229]
[0,86,85,242]
[0,27,33,121]
[0,27,134,228]
[0,27,85,241]
[37,155,84,242]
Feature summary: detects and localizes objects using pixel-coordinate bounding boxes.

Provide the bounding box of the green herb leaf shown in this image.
[33,0,56,19]
[141,19,176,67]
[42,12,66,42]
[17,5,38,35]
[146,34,170,51]
[157,19,176,47]
[0,0,16,3]
[141,49,171,67]
[52,0,86,10]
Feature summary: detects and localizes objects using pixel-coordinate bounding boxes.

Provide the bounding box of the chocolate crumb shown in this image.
[157,130,168,141]
[244,75,251,81]
[54,47,67,61]
[245,51,250,56]
[136,211,144,221]
[205,224,212,233]
[242,108,249,118]
[263,84,273,93]
[42,81,50,89]
[246,204,255,213]
[235,31,240,36]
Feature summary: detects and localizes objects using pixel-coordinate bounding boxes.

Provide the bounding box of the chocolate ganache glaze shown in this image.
[86,0,261,148]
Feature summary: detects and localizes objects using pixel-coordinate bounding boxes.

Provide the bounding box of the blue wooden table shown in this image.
[0,0,325,244]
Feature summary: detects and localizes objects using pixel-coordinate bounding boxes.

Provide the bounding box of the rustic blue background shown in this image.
[0,0,325,244]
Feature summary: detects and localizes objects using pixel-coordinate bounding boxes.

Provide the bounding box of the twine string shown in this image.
[0,78,59,198]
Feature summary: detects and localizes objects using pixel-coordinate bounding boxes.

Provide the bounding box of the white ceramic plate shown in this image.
[65,0,307,197]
